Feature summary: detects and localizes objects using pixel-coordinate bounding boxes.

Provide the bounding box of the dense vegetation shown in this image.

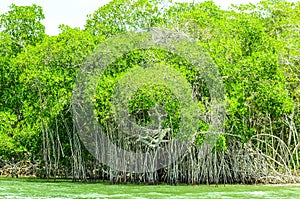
[0,0,300,184]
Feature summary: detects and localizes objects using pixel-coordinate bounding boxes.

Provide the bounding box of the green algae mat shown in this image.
[1,179,300,198]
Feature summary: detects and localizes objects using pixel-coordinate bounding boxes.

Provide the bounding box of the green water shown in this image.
[1,179,300,198]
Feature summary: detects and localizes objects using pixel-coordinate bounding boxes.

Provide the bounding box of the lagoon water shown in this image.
[1,179,300,198]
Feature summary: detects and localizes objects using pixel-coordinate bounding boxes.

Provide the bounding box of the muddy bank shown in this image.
[0,158,39,178]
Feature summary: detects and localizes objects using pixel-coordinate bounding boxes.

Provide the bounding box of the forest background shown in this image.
[0,0,300,184]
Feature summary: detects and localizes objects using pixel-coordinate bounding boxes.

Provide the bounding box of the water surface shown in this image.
[1,179,300,198]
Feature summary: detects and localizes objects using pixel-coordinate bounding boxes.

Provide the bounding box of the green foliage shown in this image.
[171,1,295,142]
[0,25,102,158]
[85,0,168,36]
[0,4,46,53]
[213,134,227,153]
[0,111,16,157]
[0,33,13,108]
[94,48,209,147]
[128,84,180,129]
